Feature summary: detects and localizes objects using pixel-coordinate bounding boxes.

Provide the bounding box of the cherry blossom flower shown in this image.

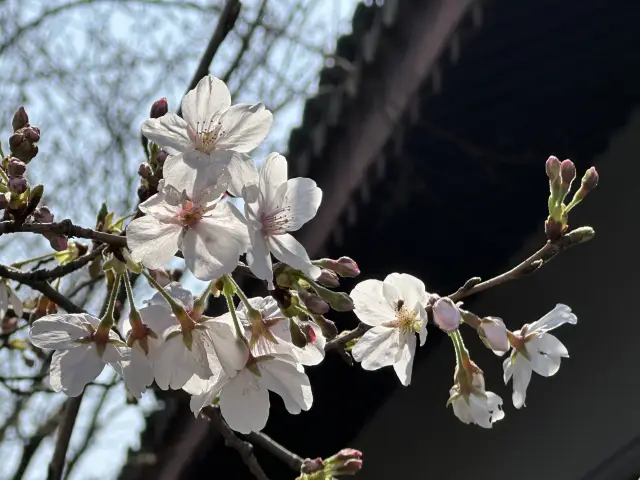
[236,296,326,366]
[432,297,461,332]
[448,368,504,428]
[478,317,510,355]
[350,273,430,386]
[29,313,130,397]
[238,152,322,283]
[0,281,23,319]
[503,304,577,408]
[146,283,247,391]
[141,75,272,197]
[126,165,249,280]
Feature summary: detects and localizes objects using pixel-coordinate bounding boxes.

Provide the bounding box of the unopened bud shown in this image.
[562,226,595,246]
[582,166,598,191]
[150,97,168,118]
[138,163,153,179]
[326,449,363,476]
[12,107,29,131]
[23,125,40,143]
[298,289,330,315]
[316,268,340,287]
[156,150,169,167]
[432,297,461,332]
[48,235,68,252]
[7,158,26,176]
[545,155,561,181]
[300,458,324,474]
[478,317,509,355]
[560,159,576,189]
[315,257,360,277]
[289,318,308,348]
[312,315,339,339]
[313,286,354,312]
[9,127,39,162]
[33,206,54,223]
[149,269,171,287]
[8,175,27,194]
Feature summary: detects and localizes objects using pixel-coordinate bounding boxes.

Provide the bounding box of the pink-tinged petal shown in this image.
[528,304,577,334]
[260,356,313,414]
[350,279,396,327]
[268,233,320,279]
[384,273,428,310]
[182,220,244,281]
[181,76,231,128]
[352,326,400,371]
[220,369,270,434]
[247,228,273,282]
[141,113,192,153]
[162,152,231,200]
[216,104,273,153]
[126,216,182,269]
[393,333,416,386]
[227,152,259,197]
[280,178,322,231]
[51,344,105,397]
[30,313,95,349]
[259,153,288,208]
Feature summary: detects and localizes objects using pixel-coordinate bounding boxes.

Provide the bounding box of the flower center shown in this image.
[382,304,421,334]
[192,118,226,153]
[178,200,203,227]
[261,206,292,235]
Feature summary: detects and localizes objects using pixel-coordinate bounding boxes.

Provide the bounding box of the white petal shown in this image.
[511,357,533,409]
[468,394,492,428]
[260,356,313,414]
[102,343,131,363]
[292,322,326,366]
[113,348,154,400]
[352,326,400,371]
[227,153,259,197]
[8,288,23,318]
[181,219,244,281]
[417,303,429,346]
[0,284,8,317]
[201,319,249,374]
[154,331,208,390]
[216,104,273,153]
[350,279,396,327]
[531,332,569,357]
[30,313,95,349]
[146,282,195,311]
[162,152,232,200]
[141,113,192,153]
[138,304,178,341]
[138,191,181,221]
[486,392,505,424]
[51,344,105,397]
[528,304,577,334]
[126,216,182,269]
[526,347,562,378]
[205,202,250,250]
[189,372,228,416]
[181,75,231,128]
[451,395,473,424]
[384,273,428,310]
[246,227,273,282]
[259,153,288,207]
[220,369,270,433]
[393,333,416,386]
[268,233,321,279]
[278,177,322,232]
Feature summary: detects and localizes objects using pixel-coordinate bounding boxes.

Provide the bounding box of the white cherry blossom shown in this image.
[0,281,23,319]
[350,273,430,386]
[126,165,249,280]
[448,370,504,429]
[141,75,272,197]
[503,304,577,408]
[238,152,322,283]
[29,313,130,397]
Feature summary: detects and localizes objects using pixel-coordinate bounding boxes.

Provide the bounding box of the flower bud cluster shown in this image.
[138,98,171,202]
[9,107,40,163]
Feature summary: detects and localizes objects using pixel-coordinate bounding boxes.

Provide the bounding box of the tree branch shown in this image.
[0,221,126,247]
[47,395,83,480]
[201,406,269,480]
[245,431,303,472]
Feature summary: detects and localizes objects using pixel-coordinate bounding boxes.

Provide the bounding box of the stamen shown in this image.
[262,206,294,235]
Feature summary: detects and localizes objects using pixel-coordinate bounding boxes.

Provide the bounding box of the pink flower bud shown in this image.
[316,268,340,287]
[150,97,168,118]
[7,158,26,176]
[545,155,561,181]
[8,175,27,194]
[581,166,598,191]
[560,159,576,187]
[432,297,461,332]
[301,457,324,474]
[298,289,330,315]
[48,235,68,252]
[12,107,29,132]
[156,150,169,166]
[328,449,363,476]
[138,163,153,179]
[315,257,360,277]
[23,125,40,143]
[33,206,54,223]
[478,317,509,355]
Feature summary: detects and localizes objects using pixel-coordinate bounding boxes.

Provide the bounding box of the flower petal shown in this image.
[154,331,209,390]
[216,103,273,153]
[30,313,95,349]
[126,216,182,269]
[393,333,416,386]
[220,369,270,434]
[51,344,105,397]
[246,228,273,282]
[352,326,400,371]
[113,348,154,400]
[384,273,428,311]
[162,152,231,200]
[416,303,429,346]
[181,75,231,128]
[0,284,8,317]
[268,233,320,279]
[292,322,326,366]
[201,319,249,374]
[511,357,532,409]
[138,191,181,221]
[528,304,577,334]
[189,372,228,416]
[227,153,259,198]
[280,178,322,231]
[141,113,192,153]
[259,153,288,206]
[350,279,396,326]
[260,356,313,414]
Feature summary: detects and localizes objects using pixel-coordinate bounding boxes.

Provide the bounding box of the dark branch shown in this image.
[47,395,84,480]
[0,221,126,247]
[245,431,303,472]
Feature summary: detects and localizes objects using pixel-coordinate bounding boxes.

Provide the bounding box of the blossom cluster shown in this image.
[24,77,583,437]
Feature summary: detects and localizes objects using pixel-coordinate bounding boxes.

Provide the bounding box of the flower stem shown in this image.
[122,271,142,328]
[449,330,464,368]
[225,290,244,340]
[225,274,253,312]
[142,269,192,327]
[192,281,214,319]
[99,273,122,330]
[11,251,57,268]
[0,165,9,185]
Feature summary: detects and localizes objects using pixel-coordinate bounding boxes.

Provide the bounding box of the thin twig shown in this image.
[245,431,303,472]
[47,395,83,480]
[201,406,269,480]
[0,221,126,247]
